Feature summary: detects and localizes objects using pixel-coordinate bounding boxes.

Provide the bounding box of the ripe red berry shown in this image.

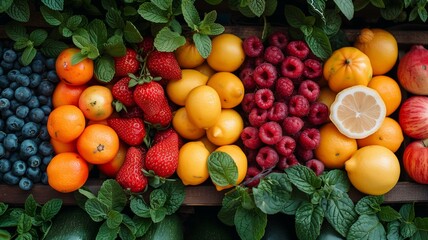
[240,67,256,91]
[248,107,268,128]
[245,166,262,187]
[282,116,304,136]
[298,128,321,150]
[258,121,283,145]
[288,95,310,117]
[286,40,310,60]
[277,154,300,171]
[280,56,304,79]
[303,58,323,79]
[256,146,279,169]
[298,80,320,102]
[268,31,289,51]
[275,77,294,101]
[306,159,325,176]
[241,126,263,150]
[253,63,277,88]
[308,102,329,126]
[243,35,265,57]
[264,46,284,65]
[275,135,296,157]
[255,88,275,110]
[267,102,288,122]
[241,93,256,113]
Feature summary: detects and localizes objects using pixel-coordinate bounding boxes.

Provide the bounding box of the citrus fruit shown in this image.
[177,141,210,185]
[56,48,94,86]
[52,81,87,108]
[354,28,398,75]
[172,107,206,140]
[194,62,216,77]
[166,69,209,106]
[47,104,86,143]
[314,122,358,169]
[345,145,400,195]
[76,124,120,164]
[197,135,218,153]
[329,85,386,139]
[212,145,247,191]
[317,86,337,110]
[206,109,244,146]
[185,85,222,129]
[323,46,373,93]
[78,85,114,121]
[97,141,128,177]
[356,117,404,153]
[50,138,77,154]
[367,75,402,116]
[207,72,245,109]
[175,39,205,68]
[207,33,245,72]
[47,152,89,193]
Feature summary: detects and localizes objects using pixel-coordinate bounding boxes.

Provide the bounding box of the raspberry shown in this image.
[241,57,256,69]
[264,46,284,65]
[296,147,314,162]
[298,128,321,150]
[258,121,283,145]
[275,77,294,100]
[268,31,289,51]
[288,95,310,117]
[286,40,310,59]
[277,154,299,171]
[280,56,304,79]
[245,149,258,164]
[308,102,329,126]
[298,80,320,102]
[282,116,304,136]
[245,166,262,187]
[303,58,323,79]
[267,102,288,122]
[253,63,277,88]
[243,35,265,57]
[256,146,279,169]
[241,93,255,113]
[240,68,256,91]
[306,159,325,176]
[248,107,268,128]
[241,126,263,150]
[255,88,275,110]
[275,135,296,157]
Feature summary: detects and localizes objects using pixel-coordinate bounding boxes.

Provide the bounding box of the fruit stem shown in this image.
[422,138,428,147]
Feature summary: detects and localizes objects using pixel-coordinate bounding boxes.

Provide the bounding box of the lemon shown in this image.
[177,141,210,185]
[206,108,244,146]
[345,145,400,195]
[330,85,386,139]
[317,86,337,110]
[185,85,222,129]
[194,62,216,77]
[172,107,206,140]
[197,135,218,153]
[212,145,247,191]
[166,69,209,106]
[207,72,245,108]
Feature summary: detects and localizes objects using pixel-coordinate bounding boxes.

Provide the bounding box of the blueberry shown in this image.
[26,167,41,183]
[19,177,33,190]
[28,108,45,123]
[26,95,40,108]
[16,105,29,118]
[3,171,19,185]
[20,139,38,158]
[12,160,26,176]
[45,58,55,70]
[13,61,22,71]
[38,141,54,156]
[7,69,20,81]
[1,60,14,71]
[37,95,49,105]
[0,97,10,111]
[31,59,45,73]
[46,70,59,83]
[0,159,11,173]
[42,155,53,165]
[37,80,55,96]
[9,152,20,163]
[16,74,30,87]
[3,49,17,63]
[20,66,32,75]
[34,52,46,62]
[6,115,25,132]
[38,125,50,141]
[40,105,51,115]
[1,88,14,99]
[1,109,13,118]
[9,81,18,90]
[28,73,42,89]
[3,134,18,151]
[41,172,48,184]
[14,86,32,103]
[9,99,20,111]
[21,122,40,138]
[0,131,6,141]
[0,145,4,158]
[27,155,41,168]
[0,75,8,88]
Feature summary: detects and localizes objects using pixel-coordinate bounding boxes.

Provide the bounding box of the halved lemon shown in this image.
[329,85,386,139]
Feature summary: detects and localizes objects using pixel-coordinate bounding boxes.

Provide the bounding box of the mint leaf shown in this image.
[182,0,200,28]
[281,189,306,215]
[253,172,292,214]
[5,22,27,41]
[133,217,152,237]
[285,165,321,195]
[101,0,117,10]
[17,213,32,234]
[307,0,326,22]
[378,206,401,222]
[20,46,37,66]
[123,6,138,16]
[322,10,342,36]
[169,19,183,34]
[248,0,265,17]
[264,0,278,16]
[160,181,185,215]
[88,19,108,48]
[321,169,349,193]
[97,221,119,240]
[106,210,123,229]
[399,203,415,222]
[150,189,167,210]
[380,1,404,21]
[98,179,127,212]
[72,34,92,49]
[386,220,403,240]
[193,33,211,58]
[324,193,357,237]
[413,217,428,239]
[154,27,186,52]
[85,198,109,222]
[355,195,383,215]
[0,208,24,228]
[130,197,151,218]
[78,188,97,200]
[41,39,68,57]
[138,2,169,23]
[6,0,29,22]
[371,0,386,8]
[333,0,354,20]
[150,207,167,223]
[94,55,115,83]
[0,203,7,216]
[284,4,306,28]
[24,195,37,217]
[208,151,238,187]
[104,35,127,57]
[41,0,64,10]
[218,190,241,226]
[13,38,29,50]
[204,0,223,4]
[234,206,267,240]
[152,0,172,10]
[119,224,135,240]
[240,187,255,210]
[106,8,124,29]
[124,21,143,43]
[304,27,332,60]
[0,0,13,12]
[0,229,11,240]
[347,215,386,240]
[40,6,63,26]
[66,15,83,30]
[29,29,48,47]
[295,202,324,240]
[41,198,62,221]
[401,222,417,238]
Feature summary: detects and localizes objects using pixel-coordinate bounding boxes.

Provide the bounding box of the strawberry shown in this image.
[153,128,184,148]
[138,36,154,57]
[133,81,172,127]
[145,130,179,178]
[114,48,140,77]
[116,146,148,193]
[107,117,146,146]
[120,105,144,119]
[111,77,135,111]
[146,50,182,81]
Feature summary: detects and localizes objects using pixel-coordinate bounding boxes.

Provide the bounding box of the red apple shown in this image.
[398,96,428,139]
[403,139,428,184]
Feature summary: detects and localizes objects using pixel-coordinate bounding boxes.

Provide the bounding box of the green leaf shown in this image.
[307,0,326,22]
[41,0,64,10]
[248,0,265,17]
[333,0,354,20]
[199,22,225,36]
[72,34,92,49]
[130,197,151,218]
[97,221,119,240]
[101,0,117,10]
[253,172,292,214]
[193,33,211,58]
[154,26,186,52]
[354,0,370,11]
[123,6,138,16]
[41,198,62,221]
[94,55,115,83]
[0,0,13,12]
[66,15,83,30]
[418,7,428,22]
[88,19,108,48]
[150,207,167,223]
[6,0,29,22]
[295,202,324,240]
[324,193,357,237]
[40,6,63,26]
[106,8,125,29]
[208,151,239,187]
[401,222,417,238]
[16,232,32,240]
[104,35,127,57]
[201,10,217,25]
[169,19,183,35]
[204,0,223,4]
[413,217,428,240]
[322,10,342,36]
[0,208,24,228]
[355,195,384,215]
[152,0,172,10]
[29,29,48,47]
[24,195,38,217]
[379,206,401,222]
[304,27,332,60]
[218,190,241,226]
[0,229,11,240]
[17,213,32,234]
[0,203,7,216]
[20,46,37,66]
[133,217,152,237]
[285,165,321,195]
[161,181,185,215]
[119,224,135,240]
[380,0,403,21]
[347,214,386,240]
[281,189,306,215]
[138,2,169,23]
[400,203,415,222]
[5,22,27,41]
[124,21,144,43]
[234,206,267,240]
[409,7,419,22]
[240,188,255,210]
[370,0,386,8]
[182,0,201,28]
[321,169,350,193]
[78,187,97,200]
[284,4,306,28]
[150,189,167,210]
[386,220,403,240]
[264,0,277,16]
[85,198,109,222]
[98,179,127,212]
[107,210,123,229]
[14,38,29,50]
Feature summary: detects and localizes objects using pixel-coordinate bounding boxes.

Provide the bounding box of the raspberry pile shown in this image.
[239,32,329,187]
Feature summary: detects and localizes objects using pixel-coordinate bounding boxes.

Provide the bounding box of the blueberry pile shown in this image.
[0,41,57,190]
[238,32,329,186]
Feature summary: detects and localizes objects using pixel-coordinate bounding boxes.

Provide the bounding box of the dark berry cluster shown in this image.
[0,41,57,190]
[239,32,329,187]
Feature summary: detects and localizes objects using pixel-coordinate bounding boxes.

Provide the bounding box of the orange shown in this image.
[175,39,205,68]
[207,72,245,109]
[198,135,218,153]
[76,124,120,164]
[323,46,373,93]
[50,138,77,154]
[166,69,209,106]
[207,33,245,72]
[354,28,398,75]
[357,117,404,153]
[367,75,402,116]
[47,105,86,143]
[172,107,206,140]
[52,81,87,108]
[56,48,94,86]
[194,62,216,77]
[185,85,222,129]
[314,122,358,169]
[317,86,337,110]
[78,85,114,121]
[97,142,128,178]
[177,141,210,185]
[206,109,244,146]
[47,152,89,193]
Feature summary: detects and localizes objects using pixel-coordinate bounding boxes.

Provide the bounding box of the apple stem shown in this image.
[422,138,428,147]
